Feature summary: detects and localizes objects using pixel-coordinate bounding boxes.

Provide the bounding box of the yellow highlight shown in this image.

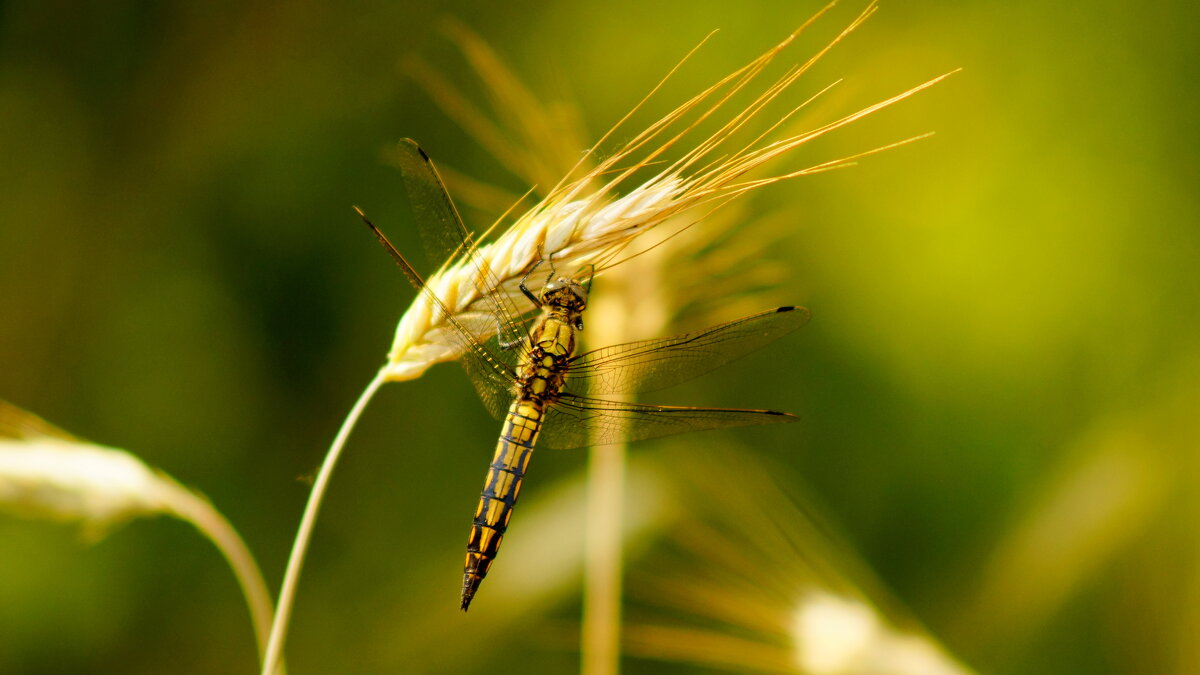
[495,470,515,497]
[497,443,515,466]
[486,498,505,524]
[512,425,534,444]
[479,527,496,552]
[514,403,540,419]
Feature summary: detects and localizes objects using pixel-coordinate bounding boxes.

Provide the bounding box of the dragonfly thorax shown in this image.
[539,278,588,329]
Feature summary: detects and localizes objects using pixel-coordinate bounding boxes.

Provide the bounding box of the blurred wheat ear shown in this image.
[623,446,977,675]
[0,401,280,673]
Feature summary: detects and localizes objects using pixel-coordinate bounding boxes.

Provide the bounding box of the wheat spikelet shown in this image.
[382,2,957,381]
[412,27,805,335]
[383,174,686,379]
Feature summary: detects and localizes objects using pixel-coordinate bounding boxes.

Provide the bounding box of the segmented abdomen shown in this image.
[460,398,543,610]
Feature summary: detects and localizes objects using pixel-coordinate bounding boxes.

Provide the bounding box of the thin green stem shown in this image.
[260,369,388,675]
[166,488,279,671]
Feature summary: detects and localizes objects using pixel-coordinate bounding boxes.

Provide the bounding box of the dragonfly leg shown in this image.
[543,252,557,288]
[518,259,546,307]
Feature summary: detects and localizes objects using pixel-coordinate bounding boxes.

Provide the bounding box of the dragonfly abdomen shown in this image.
[461,398,544,611]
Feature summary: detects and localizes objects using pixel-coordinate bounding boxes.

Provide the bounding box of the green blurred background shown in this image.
[1,1,1197,673]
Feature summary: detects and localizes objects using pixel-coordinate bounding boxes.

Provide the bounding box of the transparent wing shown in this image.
[538,393,797,450]
[356,201,519,419]
[564,306,810,397]
[465,348,520,419]
[392,139,533,355]
[450,311,520,420]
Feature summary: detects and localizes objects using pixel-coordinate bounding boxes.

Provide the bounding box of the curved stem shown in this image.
[167,488,278,670]
[260,369,389,675]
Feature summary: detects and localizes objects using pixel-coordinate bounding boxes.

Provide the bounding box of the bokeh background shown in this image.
[1,1,1197,673]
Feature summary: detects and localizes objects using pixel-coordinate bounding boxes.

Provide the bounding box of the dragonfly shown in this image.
[357,139,810,611]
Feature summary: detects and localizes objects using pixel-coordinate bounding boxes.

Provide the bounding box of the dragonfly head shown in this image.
[540,277,589,330]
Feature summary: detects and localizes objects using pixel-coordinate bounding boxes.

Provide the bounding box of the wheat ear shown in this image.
[382,3,956,382]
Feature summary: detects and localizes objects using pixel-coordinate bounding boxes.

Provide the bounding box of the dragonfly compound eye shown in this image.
[567,281,588,305]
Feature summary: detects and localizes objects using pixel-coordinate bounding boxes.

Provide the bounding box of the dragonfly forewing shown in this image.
[392,139,534,358]
[538,394,797,450]
[564,305,811,397]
